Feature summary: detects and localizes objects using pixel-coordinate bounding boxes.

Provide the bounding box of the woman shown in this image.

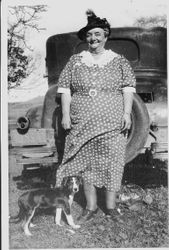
[55,10,136,222]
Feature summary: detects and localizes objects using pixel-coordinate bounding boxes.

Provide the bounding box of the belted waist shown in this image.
[73,89,122,98]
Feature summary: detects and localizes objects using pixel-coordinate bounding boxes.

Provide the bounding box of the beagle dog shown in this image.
[9,176,82,236]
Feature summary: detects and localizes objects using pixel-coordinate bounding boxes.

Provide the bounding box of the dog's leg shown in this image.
[63,202,80,229]
[30,216,36,227]
[9,201,25,224]
[30,223,36,228]
[23,207,37,236]
[68,195,74,207]
[64,213,80,229]
[55,208,63,226]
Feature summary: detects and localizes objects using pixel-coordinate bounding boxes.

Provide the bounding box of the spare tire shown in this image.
[125,93,150,163]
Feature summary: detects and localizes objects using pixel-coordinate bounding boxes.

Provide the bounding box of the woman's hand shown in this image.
[61,114,71,130]
[121,113,132,132]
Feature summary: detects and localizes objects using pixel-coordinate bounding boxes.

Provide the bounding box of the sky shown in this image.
[3,0,168,101]
[6,0,168,54]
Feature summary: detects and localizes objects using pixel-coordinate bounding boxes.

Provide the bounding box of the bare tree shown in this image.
[8,5,47,89]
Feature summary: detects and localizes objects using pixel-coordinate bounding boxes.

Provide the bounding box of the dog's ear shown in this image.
[77,176,83,185]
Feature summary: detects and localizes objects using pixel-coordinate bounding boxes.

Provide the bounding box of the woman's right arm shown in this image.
[57,55,75,129]
[61,92,71,130]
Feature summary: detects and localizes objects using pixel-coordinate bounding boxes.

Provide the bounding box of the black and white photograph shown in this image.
[1,0,168,249]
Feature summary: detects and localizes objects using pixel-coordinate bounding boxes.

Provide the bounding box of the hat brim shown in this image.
[77,24,111,40]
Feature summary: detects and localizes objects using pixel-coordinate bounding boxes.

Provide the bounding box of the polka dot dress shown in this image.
[56,50,136,191]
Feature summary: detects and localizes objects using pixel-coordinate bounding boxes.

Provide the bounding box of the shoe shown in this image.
[105,208,121,218]
[77,208,98,223]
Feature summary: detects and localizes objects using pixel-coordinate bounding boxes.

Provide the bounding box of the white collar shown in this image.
[79,50,118,67]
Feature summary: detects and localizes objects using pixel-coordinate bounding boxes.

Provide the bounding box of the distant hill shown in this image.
[24,95,45,105]
[8,96,44,121]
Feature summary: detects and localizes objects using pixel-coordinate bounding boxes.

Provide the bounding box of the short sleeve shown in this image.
[121,56,136,93]
[57,56,74,94]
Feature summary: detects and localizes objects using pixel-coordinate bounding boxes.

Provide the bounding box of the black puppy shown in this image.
[9,176,82,236]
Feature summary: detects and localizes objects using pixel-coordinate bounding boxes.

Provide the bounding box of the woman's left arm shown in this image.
[120,56,136,132]
[121,92,133,131]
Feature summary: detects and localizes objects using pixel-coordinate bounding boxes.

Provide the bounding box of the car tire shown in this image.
[125,93,150,163]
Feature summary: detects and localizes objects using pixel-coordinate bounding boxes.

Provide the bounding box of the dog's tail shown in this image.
[9,200,26,223]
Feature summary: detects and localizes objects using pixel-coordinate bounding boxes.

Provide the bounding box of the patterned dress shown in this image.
[56,50,136,191]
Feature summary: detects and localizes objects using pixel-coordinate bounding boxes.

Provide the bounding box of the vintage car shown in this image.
[15,26,167,164]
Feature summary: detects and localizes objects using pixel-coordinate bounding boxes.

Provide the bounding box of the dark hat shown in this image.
[77,10,111,40]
